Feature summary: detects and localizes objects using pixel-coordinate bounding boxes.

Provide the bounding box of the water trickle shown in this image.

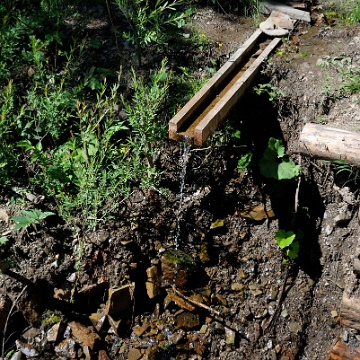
[174,139,191,249]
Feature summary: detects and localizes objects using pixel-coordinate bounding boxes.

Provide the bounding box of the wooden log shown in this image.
[169,29,263,143]
[193,37,282,146]
[340,292,360,330]
[298,123,360,167]
[330,341,360,360]
[261,0,311,22]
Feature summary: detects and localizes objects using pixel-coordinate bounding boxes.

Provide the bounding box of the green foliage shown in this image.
[121,59,170,172]
[237,153,253,170]
[0,237,8,246]
[198,0,260,17]
[253,83,285,102]
[41,313,61,328]
[275,230,299,259]
[114,0,191,65]
[11,209,55,231]
[259,138,301,180]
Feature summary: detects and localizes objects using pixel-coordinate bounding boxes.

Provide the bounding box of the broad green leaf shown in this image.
[11,216,32,230]
[0,236,8,246]
[275,230,296,249]
[278,159,301,180]
[286,240,299,259]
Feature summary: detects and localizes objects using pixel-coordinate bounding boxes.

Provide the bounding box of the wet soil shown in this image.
[2,3,360,360]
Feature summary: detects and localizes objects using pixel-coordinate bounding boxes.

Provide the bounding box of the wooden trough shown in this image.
[169,30,282,146]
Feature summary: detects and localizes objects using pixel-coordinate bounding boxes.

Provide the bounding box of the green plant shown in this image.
[121,59,170,172]
[237,153,253,170]
[253,83,285,102]
[114,0,191,65]
[259,138,301,180]
[331,160,360,186]
[41,313,61,328]
[275,229,299,259]
[11,209,55,231]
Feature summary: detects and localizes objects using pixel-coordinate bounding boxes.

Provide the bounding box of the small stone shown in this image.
[47,322,65,343]
[199,325,208,334]
[54,338,77,358]
[68,321,101,350]
[132,324,149,336]
[289,321,302,334]
[105,283,135,315]
[54,288,72,302]
[281,309,288,318]
[15,340,41,357]
[128,347,141,360]
[175,312,200,329]
[231,283,244,291]
[331,310,338,318]
[98,350,110,360]
[108,315,122,336]
[225,326,236,344]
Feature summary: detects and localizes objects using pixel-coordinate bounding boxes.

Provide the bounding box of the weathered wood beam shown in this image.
[298,123,360,167]
[261,0,311,22]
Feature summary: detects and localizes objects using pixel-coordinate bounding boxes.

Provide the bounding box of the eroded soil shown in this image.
[1,3,360,360]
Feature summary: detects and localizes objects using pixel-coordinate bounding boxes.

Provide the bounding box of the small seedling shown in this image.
[275,229,299,259]
[237,153,253,170]
[253,83,285,102]
[11,209,55,231]
[260,138,301,180]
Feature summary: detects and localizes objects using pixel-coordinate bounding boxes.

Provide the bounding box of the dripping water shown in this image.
[174,138,191,249]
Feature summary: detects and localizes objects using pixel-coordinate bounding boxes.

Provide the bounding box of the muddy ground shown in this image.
[1,2,360,360]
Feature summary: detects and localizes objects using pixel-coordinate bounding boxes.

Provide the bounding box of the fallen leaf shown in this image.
[239,204,275,221]
[210,219,224,229]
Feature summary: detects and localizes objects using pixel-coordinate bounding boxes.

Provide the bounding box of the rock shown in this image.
[334,206,352,226]
[128,347,141,360]
[68,321,101,350]
[105,283,135,315]
[132,324,149,336]
[225,326,236,344]
[146,266,162,299]
[54,338,77,359]
[47,321,66,343]
[9,351,23,360]
[15,340,41,357]
[289,321,303,333]
[175,311,200,329]
[53,288,72,302]
[239,204,275,221]
[98,350,111,360]
[231,283,244,291]
[108,314,122,336]
[161,249,197,288]
[259,18,289,37]
[17,283,47,326]
[89,310,107,332]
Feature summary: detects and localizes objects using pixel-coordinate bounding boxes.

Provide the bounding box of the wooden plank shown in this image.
[330,341,360,360]
[299,123,360,167]
[261,0,311,22]
[193,37,282,146]
[169,29,263,142]
[340,292,360,330]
